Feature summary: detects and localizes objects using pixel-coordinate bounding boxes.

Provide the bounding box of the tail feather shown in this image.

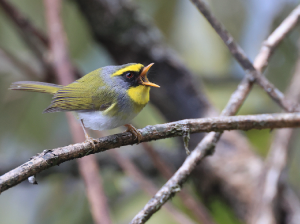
[10,81,62,95]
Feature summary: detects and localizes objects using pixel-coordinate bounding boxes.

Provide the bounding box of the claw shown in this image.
[124,124,142,143]
[80,119,97,149]
[85,136,98,149]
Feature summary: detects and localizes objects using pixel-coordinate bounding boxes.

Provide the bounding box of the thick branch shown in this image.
[3,0,300,222]
[2,112,300,193]
[131,2,300,223]
[73,3,300,221]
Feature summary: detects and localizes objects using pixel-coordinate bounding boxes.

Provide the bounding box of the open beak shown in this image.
[139,63,160,88]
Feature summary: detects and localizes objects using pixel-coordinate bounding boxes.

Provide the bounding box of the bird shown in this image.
[10,63,159,144]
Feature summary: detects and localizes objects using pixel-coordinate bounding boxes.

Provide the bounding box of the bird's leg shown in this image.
[124,124,142,143]
[80,119,97,148]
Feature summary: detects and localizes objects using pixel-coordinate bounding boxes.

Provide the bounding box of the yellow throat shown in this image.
[127,85,150,105]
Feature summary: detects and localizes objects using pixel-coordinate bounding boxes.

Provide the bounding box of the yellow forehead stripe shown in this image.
[111,64,144,77]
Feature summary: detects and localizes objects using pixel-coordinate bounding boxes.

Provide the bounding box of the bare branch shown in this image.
[2,1,300,222]
[0,0,53,79]
[0,0,81,80]
[2,112,300,193]
[44,0,111,223]
[254,5,300,72]
[131,2,300,223]
[190,0,300,113]
[143,143,216,224]
[250,38,300,224]
[131,132,221,224]
[222,3,300,115]
[72,3,299,221]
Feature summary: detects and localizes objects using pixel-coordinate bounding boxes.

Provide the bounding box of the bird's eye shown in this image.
[125,72,134,79]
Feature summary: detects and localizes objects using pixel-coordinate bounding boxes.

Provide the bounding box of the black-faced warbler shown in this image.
[10,63,159,143]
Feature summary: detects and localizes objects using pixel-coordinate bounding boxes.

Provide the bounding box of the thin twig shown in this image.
[190,0,300,113]
[44,0,111,223]
[254,5,300,72]
[2,112,300,193]
[0,0,81,80]
[0,0,53,79]
[131,2,300,223]
[143,143,216,224]
[109,149,197,224]
[0,47,39,79]
[223,4,300,115]
[0,0,48,46]
[250,38,300,224]
[131,132,221,224]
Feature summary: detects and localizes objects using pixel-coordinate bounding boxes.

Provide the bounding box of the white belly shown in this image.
[77,111,137,131]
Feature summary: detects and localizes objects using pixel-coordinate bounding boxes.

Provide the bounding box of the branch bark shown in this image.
[250,38,300,224]
[190,0,300,113]
[131,1,300,223]
[143,143,216,224]
[3,0,300,222]
[68,1,300,221]
[2,112,300,193]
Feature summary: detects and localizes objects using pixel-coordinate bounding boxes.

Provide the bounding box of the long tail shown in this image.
[10,81,62,95]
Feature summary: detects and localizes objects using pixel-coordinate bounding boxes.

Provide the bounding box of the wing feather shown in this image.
[43,70,115,113]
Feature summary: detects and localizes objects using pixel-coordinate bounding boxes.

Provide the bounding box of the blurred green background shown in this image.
[1,0,300,223]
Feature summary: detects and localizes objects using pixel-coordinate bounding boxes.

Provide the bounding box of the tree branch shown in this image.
[0,0,81,81]
[254,5,300,72]
[2,112,300,193]
[190,0,300,113]
[44,0,111,223]
[3,0,300,222]
[143,143,216,224]
[73,2,300,221]
[131,132,221,224]
[250,38,300,224]
[0,0,54,80]
[131,1,300,223]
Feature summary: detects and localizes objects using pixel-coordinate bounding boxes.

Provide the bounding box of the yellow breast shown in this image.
[127,85,150,107]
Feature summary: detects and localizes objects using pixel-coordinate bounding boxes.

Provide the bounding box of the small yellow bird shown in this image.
[10,63,159,143]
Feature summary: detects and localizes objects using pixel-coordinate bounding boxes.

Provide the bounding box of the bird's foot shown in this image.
[80,119,97,149]
[85,135,98,149]
[124,124,142,143]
